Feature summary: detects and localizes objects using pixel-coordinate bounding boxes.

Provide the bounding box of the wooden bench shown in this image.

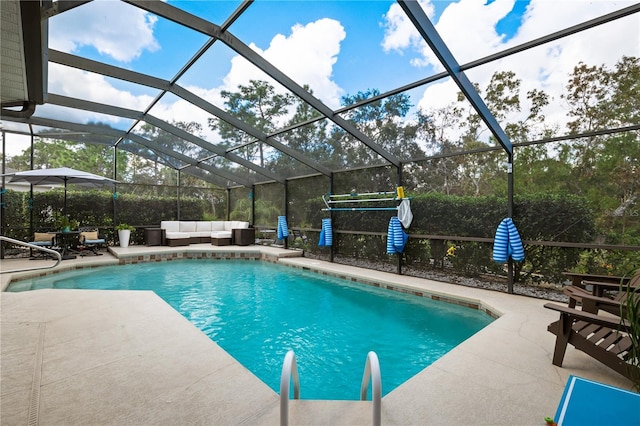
[544,302,639,382]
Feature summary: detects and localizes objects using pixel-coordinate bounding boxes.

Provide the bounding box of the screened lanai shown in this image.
[1,0,639,292]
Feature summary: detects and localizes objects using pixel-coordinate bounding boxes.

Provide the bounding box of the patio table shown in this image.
[49,231,81,260]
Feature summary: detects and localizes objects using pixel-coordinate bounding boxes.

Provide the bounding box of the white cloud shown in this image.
[1,132,32,158]
[381,0,435,54]
[149,86,226,144]
[50,65,155,109]
[49,0,159,62]
[425,0,516,65]
[382,0,639,135]
[147,18,347,143]
[222,18,346,109]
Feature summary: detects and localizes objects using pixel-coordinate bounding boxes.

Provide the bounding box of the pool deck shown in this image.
[1,244,635,425]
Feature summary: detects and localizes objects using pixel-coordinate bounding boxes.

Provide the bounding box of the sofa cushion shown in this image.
[196,221,212,232]
[179,221,197,233]
[211,221,225,231]
[80,231,99,241]
[191,231,211,238]
[161,221,179,232]
[166,231,191,239]
[211,230,233,239]
[231,220,249,229]
[33,232,52,242]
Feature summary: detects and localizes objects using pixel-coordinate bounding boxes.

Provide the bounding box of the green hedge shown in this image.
[4,187,612,283]
[1,189,214,244]
[303,192,597,282]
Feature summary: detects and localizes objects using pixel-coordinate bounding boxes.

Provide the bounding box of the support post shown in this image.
[284,181,289,249]
[250,185,255,226]
[507,155,514,293]
[397,164,403,275]
[112,146,117,230]
[176,169,181,220]
[0,132,6,259]
[29,131,34,253]
[329,173,334,263]
[226,188,231,221]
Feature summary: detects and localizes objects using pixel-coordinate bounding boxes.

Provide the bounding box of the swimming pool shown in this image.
[8,260,494,400]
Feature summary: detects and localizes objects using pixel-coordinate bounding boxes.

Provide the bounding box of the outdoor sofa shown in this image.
[160,220,250,246]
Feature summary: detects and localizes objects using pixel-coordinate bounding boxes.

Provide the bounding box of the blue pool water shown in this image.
[8,260,494,400]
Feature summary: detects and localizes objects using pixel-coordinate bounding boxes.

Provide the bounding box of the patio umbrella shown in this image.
[1,167,117,215]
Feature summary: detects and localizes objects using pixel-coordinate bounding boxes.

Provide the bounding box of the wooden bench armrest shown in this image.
[563,287,623,305]
[544,303,630,330]
[581,279,629,289]
[562,272,625,282]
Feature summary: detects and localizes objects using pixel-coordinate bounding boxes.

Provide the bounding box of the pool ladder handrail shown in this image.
[279,350,381,426]
[0,236,62,274]
[280,350,300,426]
[360,351,382,426]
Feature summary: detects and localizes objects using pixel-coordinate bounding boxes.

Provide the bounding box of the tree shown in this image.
[6,136,124,180]
[209,80,296,168]
[340,89,422,162]
[415,71,553,196]
[271,85,331,175]
[561,57,639,216]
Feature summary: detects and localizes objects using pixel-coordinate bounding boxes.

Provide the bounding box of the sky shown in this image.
[2,0,639,158]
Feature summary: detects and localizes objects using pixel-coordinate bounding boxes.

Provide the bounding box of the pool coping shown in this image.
[1,244,301,292]
[280,258,502,319]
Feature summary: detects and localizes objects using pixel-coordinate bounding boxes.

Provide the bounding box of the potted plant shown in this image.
[54,213,79,232]
[116,223,135,247]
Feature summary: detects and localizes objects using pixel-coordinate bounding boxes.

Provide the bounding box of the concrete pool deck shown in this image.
[1,244,635,425]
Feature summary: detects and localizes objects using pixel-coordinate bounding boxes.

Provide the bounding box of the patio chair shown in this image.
[29,232,54,248]
[28,232,55,258]
[78,227,106,256]
[544,302,639,382]
[564,270,640,315]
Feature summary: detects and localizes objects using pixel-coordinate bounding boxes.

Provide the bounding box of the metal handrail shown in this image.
[0,236,62,274]
[280,350,300,426]
[360,351,382,426]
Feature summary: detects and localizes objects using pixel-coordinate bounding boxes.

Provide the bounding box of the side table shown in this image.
[145,228,165,246]
[233,228,255,246]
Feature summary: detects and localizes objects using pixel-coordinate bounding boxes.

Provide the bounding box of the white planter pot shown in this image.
[118,230,131,247]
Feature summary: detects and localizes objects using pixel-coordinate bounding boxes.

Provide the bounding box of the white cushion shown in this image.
[179,221,197,232]
[211,221,225,231]
[166,231,190,239]
[161,221,247,239]
[232,221,249,229]
[196,221,212,232]
[211,231,232,239]
[161,221,179,232]
[191,231,211,238]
